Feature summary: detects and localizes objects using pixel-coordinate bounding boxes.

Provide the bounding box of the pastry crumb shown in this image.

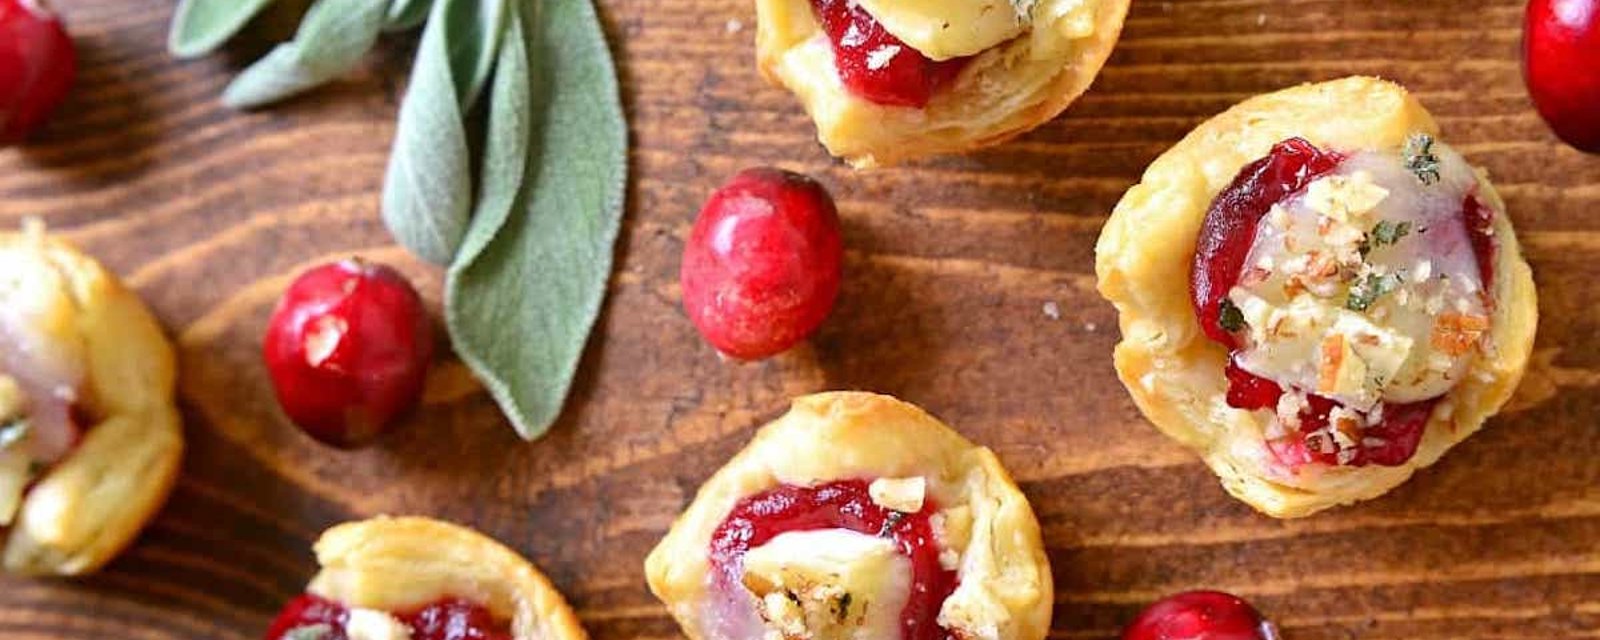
[1042,301,1061,320]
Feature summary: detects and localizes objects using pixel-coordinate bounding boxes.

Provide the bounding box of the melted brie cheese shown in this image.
[346,608,413,640]
[742,529,912,640]
[854,0,1030,60]
[1229,141,1490,407]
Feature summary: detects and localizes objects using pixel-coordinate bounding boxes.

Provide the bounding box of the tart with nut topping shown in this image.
[0,222,183,575]
[1096,77,1538,518]
[646,392,1051,640]
[756,0,1130,167]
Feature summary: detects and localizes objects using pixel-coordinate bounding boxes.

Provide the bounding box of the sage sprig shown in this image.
[168,0,630,440]
[446,0,628,439]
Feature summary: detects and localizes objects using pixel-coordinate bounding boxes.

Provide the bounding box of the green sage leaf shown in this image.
[221,0,388,110]
[168,0,279,58]
[435,0,510,108]
[385,0,435,31]
[446,0,627,440]
[451,3,532,266]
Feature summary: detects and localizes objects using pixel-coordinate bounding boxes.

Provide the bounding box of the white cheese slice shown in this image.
[868,477,926,513]
[742,529,913,640]
[345,608,412,640]
[854,0,1029,60]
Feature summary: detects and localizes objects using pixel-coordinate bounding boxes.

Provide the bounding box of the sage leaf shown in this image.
[451,3,531,266]
[168,0,278,58]
[435,0,510,108]
[385,0,435,31]
[221,0,388,110]
[446,0,627,440]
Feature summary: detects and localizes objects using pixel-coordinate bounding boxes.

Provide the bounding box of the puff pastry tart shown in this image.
[646,392,1051,640]
[1095,77,1538,518]
[756,0,1130,167]
[263,516,587,640]
[0,222,183,575]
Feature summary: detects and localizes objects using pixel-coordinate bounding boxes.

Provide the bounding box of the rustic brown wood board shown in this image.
[1,0,1597,638]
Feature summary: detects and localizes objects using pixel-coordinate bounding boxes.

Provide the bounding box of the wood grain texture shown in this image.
[1,0,1597,638]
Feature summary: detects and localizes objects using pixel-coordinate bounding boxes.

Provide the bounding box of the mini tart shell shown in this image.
[0,227,183,575]
[305,516,587,640]
[1094,76,1538,519]
[756,0,1130,168]
[645,391,1052,640]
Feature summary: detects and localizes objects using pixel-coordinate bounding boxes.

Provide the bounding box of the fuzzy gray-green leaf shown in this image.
[446,0,627,440]
[451,2,532,267]
[436,0,510,109]
[385,0,435,31]
[221,0,388,110]
[169,0,279,58]
[380,9,473,265]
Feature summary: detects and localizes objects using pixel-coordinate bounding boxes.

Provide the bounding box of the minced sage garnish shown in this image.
[168,0,629,440]
[1404,133,1441,186]
[1359,220,1412,257]
[1218,298,1246,332]
[282,625,336,640]
[1346,272,1403,312]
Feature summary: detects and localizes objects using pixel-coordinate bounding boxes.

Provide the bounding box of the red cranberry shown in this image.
[1123,591,1279,640]
[809,0,972,107]
[1524,0,1600,152]
[680,167,844,361]
[0,0,76,145]
[263,258,434,448]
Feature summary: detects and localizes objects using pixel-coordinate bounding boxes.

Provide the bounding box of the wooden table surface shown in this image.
[2,0,1597,638]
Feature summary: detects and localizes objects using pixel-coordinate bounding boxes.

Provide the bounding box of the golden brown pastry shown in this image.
[265,516,587,640]
[0,221,183,575]
[646,392,1051,640]
[756,0,1130,167]
[1095,77,1538,518]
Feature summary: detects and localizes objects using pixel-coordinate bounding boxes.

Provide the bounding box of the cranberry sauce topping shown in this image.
[809,0,973,108]
[1193,138,1497,469]
[1191,138,1343,348]
[710,479,957,640]
[265,594,512,640]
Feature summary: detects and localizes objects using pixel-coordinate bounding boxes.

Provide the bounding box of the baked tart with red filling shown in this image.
[646,392,1051,640]
[1096,77,1538,518]
[756,0,1130,167]
[264,516,587,640]
[0,222,183,575]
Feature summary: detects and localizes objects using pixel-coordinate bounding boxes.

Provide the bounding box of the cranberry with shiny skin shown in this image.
[681,168,844,361]
[0,0,76,144]
[264,258,434,448]
[1524,0,1600,152]
[1123,591,1279,640]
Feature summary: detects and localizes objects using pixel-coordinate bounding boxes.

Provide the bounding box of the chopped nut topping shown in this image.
[1431,311,1490,356]
[868,477,926,514]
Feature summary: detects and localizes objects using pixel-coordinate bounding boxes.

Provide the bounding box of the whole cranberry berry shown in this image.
[1524,0,1600,152]
[264,258,434,448]
[680,167,844,361]
[0,0,77,145]
[1123,591,1279,640]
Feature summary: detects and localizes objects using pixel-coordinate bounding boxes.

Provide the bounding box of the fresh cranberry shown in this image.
[1190,137,1342,348]
[0,0,76,145]
[263,258,434,448]
[808,0,972,107]
[1123,591,1279,640]
[264,594,350,640]
[680,167,844,361]
[710,480,957,640]
[1524,0,1600,152]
